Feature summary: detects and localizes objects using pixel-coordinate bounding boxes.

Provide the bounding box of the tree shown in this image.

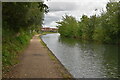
[56,1,119,44]
[57,15,78,38]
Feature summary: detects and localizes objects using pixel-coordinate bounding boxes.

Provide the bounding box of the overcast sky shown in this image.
[43,0,109,28]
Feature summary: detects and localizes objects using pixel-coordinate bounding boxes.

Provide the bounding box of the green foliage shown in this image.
[93,25,106,42]
[2,29,34,73]
[2,2,48,32]
[93,2,119,43]
[57,2,119,44]
[2,2,48,72]
[57,15,79,38]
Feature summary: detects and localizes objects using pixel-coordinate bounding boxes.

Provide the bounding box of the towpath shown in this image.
[4,35,71,78]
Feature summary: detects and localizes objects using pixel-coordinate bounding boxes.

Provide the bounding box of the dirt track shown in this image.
[4,35,72,78]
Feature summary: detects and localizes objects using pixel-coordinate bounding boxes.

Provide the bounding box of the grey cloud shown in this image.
[44,16,59,24]
[43,0,109,27]
[48,2,78,12]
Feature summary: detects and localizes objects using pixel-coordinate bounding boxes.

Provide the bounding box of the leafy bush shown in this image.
[57,2,120,44]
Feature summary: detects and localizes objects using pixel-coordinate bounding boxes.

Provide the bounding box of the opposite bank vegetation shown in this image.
[2,2,48,72]
[57,1,120,44]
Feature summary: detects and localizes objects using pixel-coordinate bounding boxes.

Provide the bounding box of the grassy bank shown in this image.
[2,29,35,73]
[39,34,73,78]
[41,31,58,35]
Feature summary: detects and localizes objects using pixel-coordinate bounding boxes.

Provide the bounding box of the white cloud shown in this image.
[43,0,109,27]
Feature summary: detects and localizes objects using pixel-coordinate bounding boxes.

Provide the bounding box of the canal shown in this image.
[41,33,118,78]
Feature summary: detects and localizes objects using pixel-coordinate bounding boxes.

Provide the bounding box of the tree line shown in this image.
[57,2,120,44]
[2,2,48,72]
[3,2,48,34]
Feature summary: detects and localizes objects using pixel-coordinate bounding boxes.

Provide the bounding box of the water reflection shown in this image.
[41,33,118,78]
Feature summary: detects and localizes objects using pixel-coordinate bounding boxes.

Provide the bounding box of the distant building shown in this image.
[41,27,58,32]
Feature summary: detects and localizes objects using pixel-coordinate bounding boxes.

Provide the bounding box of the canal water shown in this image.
[41,33,118,78]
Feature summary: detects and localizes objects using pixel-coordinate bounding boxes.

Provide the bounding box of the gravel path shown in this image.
[4,35,71,78]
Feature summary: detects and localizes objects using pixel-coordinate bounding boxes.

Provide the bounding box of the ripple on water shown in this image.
[41,33,118,78]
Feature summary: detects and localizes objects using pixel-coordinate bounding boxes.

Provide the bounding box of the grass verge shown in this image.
[2,29,35,74]
[41,31,57,35]
[39,34,73,78]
